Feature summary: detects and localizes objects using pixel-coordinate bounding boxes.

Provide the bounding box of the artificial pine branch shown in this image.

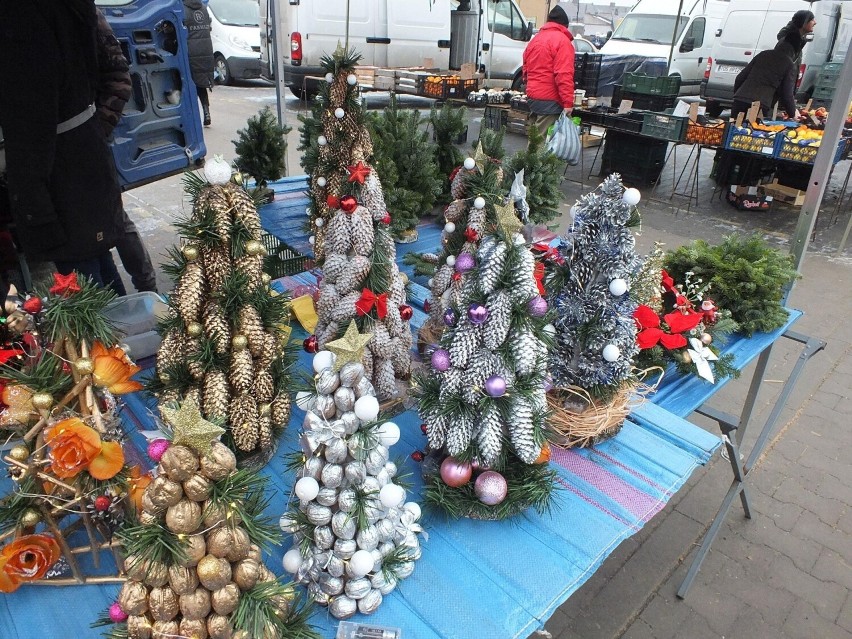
[429,102,466,202]
[172,206,222,249]
[475,127,506,161]
[37,274,118,346]
[0,351,70,397]
[502,125,563,226]
[181,170,208,204]
[231,579,319,639]
[207,469,279,549]
[160,246,189,282]
[117,519,189,567]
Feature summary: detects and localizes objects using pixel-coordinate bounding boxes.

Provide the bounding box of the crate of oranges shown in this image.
[685,120,727,146]
[421,75,478,100]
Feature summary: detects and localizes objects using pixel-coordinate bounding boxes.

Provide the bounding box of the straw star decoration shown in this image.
[473,142,489,174]
[494,199,522,236]
[325,320,373,372]
[161,399,225,456]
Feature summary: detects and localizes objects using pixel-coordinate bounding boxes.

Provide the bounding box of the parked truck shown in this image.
[260,0,535,99]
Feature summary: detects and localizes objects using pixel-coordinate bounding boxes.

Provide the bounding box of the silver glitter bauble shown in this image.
[333,387,356,413]
[354,377,375,399]
[345,577,371,600]
[316,370,340,396]
[319,574,345,596]
[321,463,344,488]
[324,438,349,464]
[356,525,380,552]
[313,526,335,550]
[306,503,333,526]
[375,519,395,543]
[337,489,357,513]
[338,362,365,388]
[344,461,367,485]
[316,487,338,507]
[315,394,336,419]
[358,589,383,614]
[340,412,360,435]
[329,595,357,619]
[371,570,398,595]
[331,511,357,540]
[302,456,325,480]
[334,538,357,560]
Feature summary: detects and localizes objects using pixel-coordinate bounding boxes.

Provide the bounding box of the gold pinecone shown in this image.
[230,186,262,236]
[158,389,180,409]
[235,253,263,289]
[183,386,202,412]
[252,370,274,403]
[203,301,231,355]
[203,246,231,293]
[156,329,184,373]
[196,186,232,250]
[254,332,280,370]
[202,371,229,422]
[270,394,291,428]
[330,75,348,104]
[175,260,205,325]
[257,415,274,450]
[238,306,266,357]
[229,349,254,394]
[230,393,259,452]
[185,337,204,380]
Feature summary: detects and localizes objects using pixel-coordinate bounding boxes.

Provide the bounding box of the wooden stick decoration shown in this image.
[38,506,84,584]
[23,377,92,442]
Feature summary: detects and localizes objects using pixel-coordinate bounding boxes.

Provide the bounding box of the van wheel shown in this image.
[705,102,723,118]
[511,74,525,92]
[214,54,231,86]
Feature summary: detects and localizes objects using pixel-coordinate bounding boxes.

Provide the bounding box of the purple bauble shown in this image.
[484,375,507,397]
[109,602,129,623]
[475,470,509,505]
[528,295,548,317]
[431,348,451,372]
[467,303,489,325]
[147,438,171,463]
[443,308,457,327]
[440,457,473,487]
[543,374,554,392]
[455,252,476,273]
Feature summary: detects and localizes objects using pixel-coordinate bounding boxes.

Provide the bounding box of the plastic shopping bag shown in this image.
[546,113,582,166]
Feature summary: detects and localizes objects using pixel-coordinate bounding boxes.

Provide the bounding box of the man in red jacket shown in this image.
[522,5,575,138]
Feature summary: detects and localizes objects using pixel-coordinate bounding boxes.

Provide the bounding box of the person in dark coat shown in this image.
[0,0,126,294]
[182,0,215,126]
[95,9,158,293]
[731,33,800,122]
[777,9,816,66]
[522,5,575,139]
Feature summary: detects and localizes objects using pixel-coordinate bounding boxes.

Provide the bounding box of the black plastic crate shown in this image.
[602,111,645,134]
[483,105,509,131]
[261,233,310,278]
[574,53,603,95]
[600,130,667,185]
[611,87,677,112]
[573,107,609,126]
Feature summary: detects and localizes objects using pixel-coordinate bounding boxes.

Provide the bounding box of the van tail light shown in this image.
[704,57,712,80]
[796,63,805,88]
[290,32,302,64]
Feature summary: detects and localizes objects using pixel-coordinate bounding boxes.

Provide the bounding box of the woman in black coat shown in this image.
[183,0,215,126]
[0,0,126,294]
[731,33,800,122]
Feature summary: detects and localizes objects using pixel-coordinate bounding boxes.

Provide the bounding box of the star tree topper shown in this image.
[49,272,82,298]
[473,142,489,174]
[161,399,225,456]
[325,320,373,372]
[494,199,523,236]
[346,161,371,184]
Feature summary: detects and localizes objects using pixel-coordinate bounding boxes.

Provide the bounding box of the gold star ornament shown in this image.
[473,142,489,174]
[494,199,523,236]
[161,399,225,455]
[326,320,373,372]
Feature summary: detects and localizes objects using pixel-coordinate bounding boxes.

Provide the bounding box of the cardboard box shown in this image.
[726,185,773,211]
[759,180,805,206]
[582,132,602,148]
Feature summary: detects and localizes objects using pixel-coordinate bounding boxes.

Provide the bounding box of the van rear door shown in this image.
[305,0,378,66]
[481,0,531,82]
[99,0,206,190]
[383,0,451,69]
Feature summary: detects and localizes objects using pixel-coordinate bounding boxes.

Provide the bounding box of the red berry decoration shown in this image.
[399,305,413,321]
[411,451,424,462]
[420,423,428,434]
[22,297,43,314]
[381,213,391,225]
[326,195,340,209]
[303,335,319,353]
[451,272,462,282]
[340,195,358,213]
[94,495,111,512]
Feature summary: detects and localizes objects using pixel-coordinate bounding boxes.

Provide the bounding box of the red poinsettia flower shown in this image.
[660,269,676,293]
[634,305,699,351]
[664,309,703,334]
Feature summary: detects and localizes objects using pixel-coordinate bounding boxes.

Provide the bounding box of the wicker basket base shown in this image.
[236,436,279,472]
[546,384,637,449]
[417,321,444,358]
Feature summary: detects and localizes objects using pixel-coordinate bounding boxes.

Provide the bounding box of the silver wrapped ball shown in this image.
[315,394,337,419]
[395,560,416,580]
[345,577,372,600]
[400,536,422,561]
[327,554,346,578]
[313,526,335,550]
[374,468,391,487]
[309,582,329,606]
[316,369,340,395]
[306,503,333,526]
[378,541,396,557]
[333,538,357,560]
[316,487,339,507]
[358,588,383,614]
[324,438,349,464]
[340,412,360,435]
[321,463,344,488]
[337,488,357,513]
[365,446,389,475]
[329,595,357,619]
[375,519,395,543]
[344,461,367,485]
[333,387,356,413]
[319,574,345,596]
[360,476,381,496]
[303,411,325,434]
[364,501,384,524]
[356,525,380,552]
[279,513,300,533]
[371,570,398,595]
[354,377,376,399]
[302,456,325,480]
[370,548,383,573]
[339,362,365,388]
[331,511,357,540]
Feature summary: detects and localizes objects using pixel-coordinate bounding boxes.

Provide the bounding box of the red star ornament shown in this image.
[346,161,371,184]
[464,227,479,242]
[49,273,81,297]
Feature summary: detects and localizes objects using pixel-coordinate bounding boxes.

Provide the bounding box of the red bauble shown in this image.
[326,195,340,209]
[94,495,112,512]
[451,272,462,282]
[420,423,428,434]
[303,335,319,353]
[411,451,424,462]
[22,297,43,314]
[399,305,413,321]
[381,213,391,225]
[340,195,358,213]
[424,300,431,313]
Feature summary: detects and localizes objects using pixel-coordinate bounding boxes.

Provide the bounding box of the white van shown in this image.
[261,0,534,99]
[600,0,730,95]
[701,0,852,116]
[207,0,262,85]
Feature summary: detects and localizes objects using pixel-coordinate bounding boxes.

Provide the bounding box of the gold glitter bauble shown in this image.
[31,392,54,411]
[231,334,248,351]
[9,445,29,462]
[183,246,200,261]
[245,240,265,256]
[187,322,203,337]
[20,509,40,528]
[74,357,94,375]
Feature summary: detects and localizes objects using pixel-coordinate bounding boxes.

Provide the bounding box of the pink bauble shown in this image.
[475,471,508,505]
[109,602,129,623]
[440,457,473,487]
[147,438,171,463]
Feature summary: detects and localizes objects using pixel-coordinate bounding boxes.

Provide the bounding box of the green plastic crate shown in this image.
[261,232,310,278]
[641,110,688,141]
[622,73,681,96]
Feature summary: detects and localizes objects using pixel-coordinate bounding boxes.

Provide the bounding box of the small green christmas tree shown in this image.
[502,126,562,226]
[233,107,291,201]
[429,102,466,203]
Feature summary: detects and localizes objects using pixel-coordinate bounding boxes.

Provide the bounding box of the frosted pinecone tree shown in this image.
[415,195,557,520]
[151,163,294,462]
[302,48,413,400]
[280,347,424,620]
[549,174,642,401]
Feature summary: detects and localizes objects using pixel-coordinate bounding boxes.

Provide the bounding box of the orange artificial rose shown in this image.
[0,534,61,592]
[45,417,124,480]
[90,342,143,395]
[127,465,152,513]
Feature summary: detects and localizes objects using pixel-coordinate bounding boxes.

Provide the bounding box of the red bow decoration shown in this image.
[355,288,388,320]
[49,273,81,298]
[464,228,479,243]
[533,262,546,295]
[634,304,703,351]
[532,242,565,265]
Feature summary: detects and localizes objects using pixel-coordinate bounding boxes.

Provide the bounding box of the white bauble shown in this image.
[347,73,358,86]
[295,476,320,501]
[317,177,327,187]
[354,396,380,422]
[403,502,422,521]
[305,207,312,216]
[446,255,456,267]
[349,550,375,578]
[463,157,476,170]
[473,196,486,210]
[308,235,316,245]
[334,107,345,119]
[609,278,628,297]
[427,278,434,288]
[204,155,232,185]
[543,324,557,338]
[623,188,641,206]
[317,135,328,146]
[313,350,336,373]
[603,344,621,362]
[283,548,303,574]
[315,217,325,228]
[444,222,456,233]
[376,422,400,447]
[324,72,334,83]
[379,484,405,509]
